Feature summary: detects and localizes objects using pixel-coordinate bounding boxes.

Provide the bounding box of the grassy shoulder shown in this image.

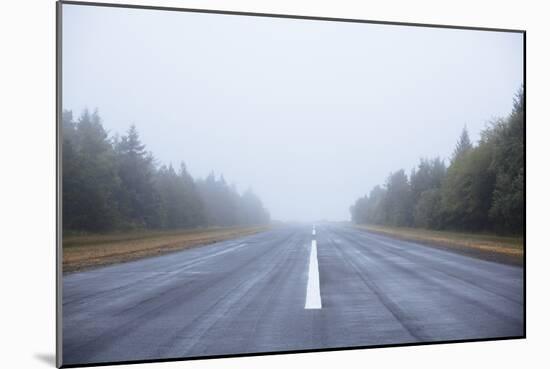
[63,226,269,273]
[353,224,524,266]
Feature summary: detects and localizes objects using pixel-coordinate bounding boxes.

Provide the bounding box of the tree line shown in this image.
[350,87,524,235]
[62,109,270,232]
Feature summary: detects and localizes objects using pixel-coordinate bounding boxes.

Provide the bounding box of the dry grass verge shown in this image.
[354,224,524,266]
[63,226,269,273]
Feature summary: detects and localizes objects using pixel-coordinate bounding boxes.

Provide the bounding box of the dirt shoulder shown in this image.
[353,224,524,266]
[63,226,269,273]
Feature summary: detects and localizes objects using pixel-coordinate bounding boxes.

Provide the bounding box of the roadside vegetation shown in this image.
[62,110,270,234]
[62,109,272,271]
[63,226,268,272]
[356,224,523,265]
[350,87,524,239]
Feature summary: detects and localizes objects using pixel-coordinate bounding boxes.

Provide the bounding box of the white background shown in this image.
[0,1,548,368]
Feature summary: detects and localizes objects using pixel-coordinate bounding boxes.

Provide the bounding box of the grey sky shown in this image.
[62,4,523,222]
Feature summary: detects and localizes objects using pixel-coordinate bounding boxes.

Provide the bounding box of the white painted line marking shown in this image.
[312,229,316,236]
[178,243,248,271]
[205,242,248,259]
[305,239,322,309]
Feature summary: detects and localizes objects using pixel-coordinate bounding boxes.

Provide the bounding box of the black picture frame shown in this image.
[56,1,526,367]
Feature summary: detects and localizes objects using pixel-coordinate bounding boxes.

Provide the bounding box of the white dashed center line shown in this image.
[305,226,322,309]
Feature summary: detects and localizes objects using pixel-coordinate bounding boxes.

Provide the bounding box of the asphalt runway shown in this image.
[62,223,524,366]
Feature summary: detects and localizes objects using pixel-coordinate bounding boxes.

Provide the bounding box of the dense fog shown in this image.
[63,5,523,223]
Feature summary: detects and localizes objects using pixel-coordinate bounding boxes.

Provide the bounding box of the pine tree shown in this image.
[63,109,120,231]
[115,125,160,228]
[384,170,413,226]
[452,126,473,162]
[489,86,525,233]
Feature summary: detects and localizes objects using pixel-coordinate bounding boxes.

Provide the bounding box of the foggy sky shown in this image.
[62,4,523,222]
